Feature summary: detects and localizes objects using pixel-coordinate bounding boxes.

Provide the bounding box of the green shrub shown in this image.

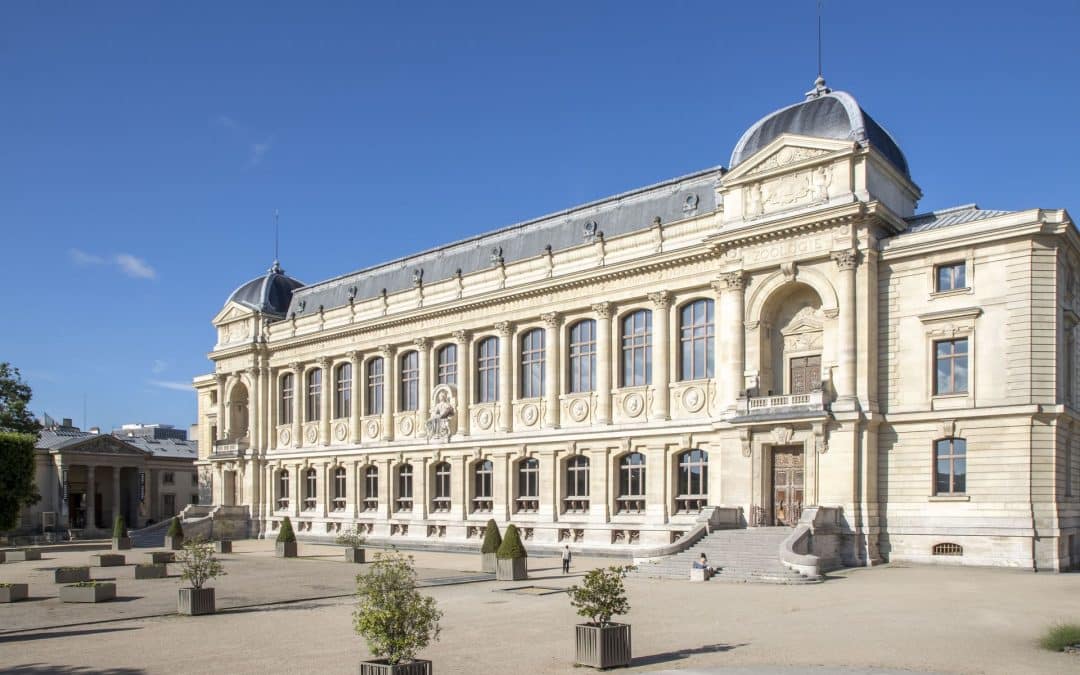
[0,432,39,531]
[568,565,633,627]
[354,551,442,665]
[1039,622,1080,652]
[167,516,184,538]
[178,536,226,590]
[112,515,127,539]
[496,524,526,559]
[336,527,366,549]
[277,516,296,543]
[480,519,501,554]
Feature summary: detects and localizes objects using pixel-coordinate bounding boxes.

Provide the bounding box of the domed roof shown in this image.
[730,78,910,179]
[226,261,304,317]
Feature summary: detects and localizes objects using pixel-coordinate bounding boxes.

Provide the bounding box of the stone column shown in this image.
[248,366,261,450]
[260,363,271,451]
[415,338,431,424]
[645,444,668,522]
[111,466,121,528]
[589,448,610,522]
[379,346,396,442]
[53,457,65,523]
[592,302,614,424]
[349,351,362,444]
[717,272,747,411]
[86,465,96,529]
[541,312,562,428]
[492,452,510,521]
[832,249,859,410]
[453,330,471,436]
[268,367,279,451]
[292,462,302,517]
[495,322,515,432]
[648,291,672,420]
[319,357,332,446]
[319,461,329,517]
[381,458,393,520]
[414,457,429,520]
[537,450,556,521]
[215,374,226,440]
[290,362,303,448]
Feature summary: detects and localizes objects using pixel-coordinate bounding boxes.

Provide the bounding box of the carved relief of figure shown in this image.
[811,164,831,203]
[746,183,764,217]
[425,386,456,441]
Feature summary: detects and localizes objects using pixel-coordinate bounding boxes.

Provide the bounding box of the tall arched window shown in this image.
[565,456,590,513]
[621,310,653,387]
[568,320,597,393]
[303,468,317,511]
[332,466,347,511]
[477,337,499,403]
[473,460,493,512]
[618,452,646,513]
[362,466,379,512]
[517,458,539,513]
[679,299,715,381]
[934,438,967,495]
[432,462,452,512]
[366,358,384,415]
[306,369,322,422]
[396,464,413,511]
[400,351,420,412]
[676,449,708,513]
[280,373,294,425]
[335,363,352,419]
[520,328,545,398]
[277,469,290,510]
[437,344,457,385]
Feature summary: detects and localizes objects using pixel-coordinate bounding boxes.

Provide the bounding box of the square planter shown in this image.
[164,535,184,551]
[7,549,42,562]
[495,557,527,581]
[60,583,116,603]
[575,623,632,669]
[689,568,708,582]
[214,540,232,554]
[0,584,29,602]
[112,537,132,551]
[344,547,365,563]
[178,587,215,615]
[91,553,126,567]
[134,563,167,579]
[358,659,432,675]
[276,541,297,558]
[54,567,91,583]
[481,552,496,573]
[145,551,175,565]
[0,551,5,563]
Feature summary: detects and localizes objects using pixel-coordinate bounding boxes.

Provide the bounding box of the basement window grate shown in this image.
[932,543,963,556]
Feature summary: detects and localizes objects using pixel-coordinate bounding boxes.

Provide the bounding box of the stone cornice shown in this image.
[706,201,866,253]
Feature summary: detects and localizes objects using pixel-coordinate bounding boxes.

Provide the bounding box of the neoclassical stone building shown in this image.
[195,79,1080,570]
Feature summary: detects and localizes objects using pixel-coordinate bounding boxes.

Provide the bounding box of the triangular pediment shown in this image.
[723,134,854,184]
[213,301,255,326]
[57,435,149,458]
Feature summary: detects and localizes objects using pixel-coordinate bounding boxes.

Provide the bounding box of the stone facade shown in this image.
[195,82,1080,570]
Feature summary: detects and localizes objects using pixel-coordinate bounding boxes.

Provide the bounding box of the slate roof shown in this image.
[903,204,1013,233]
[226,261,305,317]
[35,429,197,460]
[123,437,198,460]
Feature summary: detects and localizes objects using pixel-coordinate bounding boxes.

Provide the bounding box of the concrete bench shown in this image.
[689,567,709,582]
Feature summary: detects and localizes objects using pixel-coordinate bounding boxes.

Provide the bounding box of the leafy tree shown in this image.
[178,536,226,589]
[0,432,39,531]
[480,519,501,554]
[112,514,127,539]
[354,551,442,665]
[568,565,633,626]
[0,363,41,435]
[496,524,527,559]
[167,516,184,538]
[277,516,296,543]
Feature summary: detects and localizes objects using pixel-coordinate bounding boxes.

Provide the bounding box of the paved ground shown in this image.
[1,541,1078,674]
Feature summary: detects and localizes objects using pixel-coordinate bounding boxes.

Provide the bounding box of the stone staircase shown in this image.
[634,527,819,584]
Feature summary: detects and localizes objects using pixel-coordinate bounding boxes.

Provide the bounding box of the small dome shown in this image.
[730,79,909,179]
[226,261,304,317]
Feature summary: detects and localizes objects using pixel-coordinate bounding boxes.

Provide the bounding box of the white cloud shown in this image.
[151,359,168,374]
[148,380,192,392]
[113,253,157,279]
[246,137,274,168]
[69,248,105,265]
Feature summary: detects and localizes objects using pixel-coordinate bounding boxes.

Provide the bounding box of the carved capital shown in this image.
[540,312,563,329]
[831,248,859,271]
[591,301,614,319]
[378,344,395,358]
[719,271,748,291]
[452,329,472,344]
[288,362,301,374]
[647,290,672,309]
[413,337,430,352]
[215,373,228,386]
[494,321,515,338]
[347,350,361,364]
[317,357,331,370]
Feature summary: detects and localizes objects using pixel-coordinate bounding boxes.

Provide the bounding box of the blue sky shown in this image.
[1,1,1078,433]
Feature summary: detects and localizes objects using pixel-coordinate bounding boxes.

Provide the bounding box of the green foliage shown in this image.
[336,527,366,549]
[495,524,526,559]
[167,516,184,538]
[0,363,41,435]
[353,551,442,665]
[277,516,296,543]
[480,519,501,554]
[112,514,127,539]
[0,432,39,531]
[178,536,226,590]
[1039,622,1080,651]
[568,565,633,626]
[69,581,106,588]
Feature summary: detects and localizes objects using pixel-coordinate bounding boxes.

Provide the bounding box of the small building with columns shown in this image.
[195,79,1080,570]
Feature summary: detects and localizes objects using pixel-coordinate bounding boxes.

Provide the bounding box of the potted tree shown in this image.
[276,516,298,558]
[177,536,226,616]
[495,524,527,581]
[569,565,633,669]
[0,583,29,602]
[336,527,367,563]
[112,515,131,551]
[480,519,501,573]
[165,516,185,550]
[354,551,442,674]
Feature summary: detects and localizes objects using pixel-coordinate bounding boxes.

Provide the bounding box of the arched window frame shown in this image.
[395,464,414,512]
[276,469,290,510]
[362,466,379,512]
[516,458,539,513]
[400,351,420,412]
[332,466,347,511]
[934,437,967,495]
[568,319,597,393]
[436,344,457,386]
[621,309,653,387]
[432,462,452,512]
[565,456,590,513]
[303,467,317,511]
[366,358,384,415]
[279,373,294,425]
[617,452,647,514]
[679,299,715,381]
[477,336,499,403]
[520,328,545,398]
[473,460,493,513]
[676,449,708,513]
[305,369,322,422]
[334,363,352,419]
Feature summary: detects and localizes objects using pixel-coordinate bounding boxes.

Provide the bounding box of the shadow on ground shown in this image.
[632,642,746,667]
[0,627,142,644]
[7,665,144,674]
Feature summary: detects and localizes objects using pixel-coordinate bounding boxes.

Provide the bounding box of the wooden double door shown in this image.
[772,445,804,526]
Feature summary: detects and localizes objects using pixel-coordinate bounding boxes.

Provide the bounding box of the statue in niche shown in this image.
[425,385,456,441]
[811,164,831,203]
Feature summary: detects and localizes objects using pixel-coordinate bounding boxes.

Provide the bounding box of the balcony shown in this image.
[212,439,249,458]
[735,390,828,421]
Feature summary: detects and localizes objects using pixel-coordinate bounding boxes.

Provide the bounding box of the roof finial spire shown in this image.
[806,1,831,99]
[270,209,282,273]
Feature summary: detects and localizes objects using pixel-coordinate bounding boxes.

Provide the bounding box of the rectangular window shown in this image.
[679,300,715,381]
[363,469,379,512]
[935,262,967,292]
[934,338,968,395]
[477,338,499,403]
[163,472,175,485]
[335,364,352,419]
[621,310,652,387]
[191,472,198,487]
[437,345,457,385]
[400,352,420,412]
[934,438,967,495]
[520,330,545,398]
[280,374,294,424]
[163,494,176,517]
[1067,325,1076,405]
[306,370,322,422]
[366,359,384,415]
[569,320,597,393]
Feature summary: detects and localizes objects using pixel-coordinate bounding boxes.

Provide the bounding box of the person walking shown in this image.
[561,545,572,574]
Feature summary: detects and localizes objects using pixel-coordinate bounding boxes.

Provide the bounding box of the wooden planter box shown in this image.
[276,541,297,558]
[481,552,496,573]
[165,536,184,551]
[495,557,527,581]
[54,567,91,583]
[358,659,432,675]
[112,537,132,551]
[214,540,232,553]
[60,583,116,603]
[178,587,215,615]
[575,623,632,669]
[7,549,41,562]
[91,553,126,567]
[135,564,167,579]
[344,547,365,563]
[145,551,175,565]
[0,584,28,602]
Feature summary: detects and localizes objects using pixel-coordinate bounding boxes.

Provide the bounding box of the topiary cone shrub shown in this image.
[480,519,501,573]
[165,516,185,550]
[495,524,527,581]
[354,551,442,671]
[276,516,297,558]
[112,515,131,551]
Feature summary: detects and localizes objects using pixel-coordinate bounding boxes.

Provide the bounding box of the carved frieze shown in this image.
[745,146,831,176]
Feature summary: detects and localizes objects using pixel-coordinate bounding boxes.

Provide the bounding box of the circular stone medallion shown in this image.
[521,404,539,426]
[334,422,348,442]
[366,420,380,439]
[683,386,705,413]
[401,417,415,435]
[304,426,318,444]
[569,398,589,422]
[624,393,644,418]
[278,429,291,446]
[476,408,493,430]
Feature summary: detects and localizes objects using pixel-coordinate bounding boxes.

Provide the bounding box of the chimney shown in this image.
[62,418,73,428]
